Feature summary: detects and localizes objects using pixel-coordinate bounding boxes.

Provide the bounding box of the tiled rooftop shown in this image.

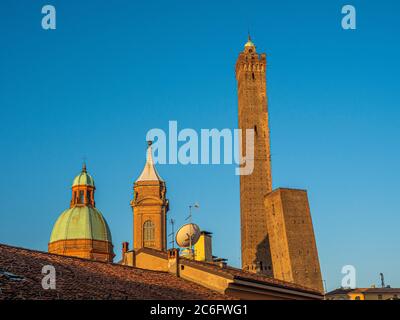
[180,257,322,295]
[0,244,229,300]
[326,287,400,296]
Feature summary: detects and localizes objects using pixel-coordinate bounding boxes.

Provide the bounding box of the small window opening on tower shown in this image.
[143,220,155,247]
[252,72,255,80]
[79,191,84,204]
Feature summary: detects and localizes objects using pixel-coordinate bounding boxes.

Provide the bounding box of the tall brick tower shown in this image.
[131,141,169,251]
[235,36,273,275]
[235,36,324,293]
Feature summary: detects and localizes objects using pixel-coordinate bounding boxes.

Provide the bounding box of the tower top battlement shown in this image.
[235,37,267,79]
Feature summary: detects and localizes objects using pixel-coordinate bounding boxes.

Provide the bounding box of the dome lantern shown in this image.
[70,164,96,208]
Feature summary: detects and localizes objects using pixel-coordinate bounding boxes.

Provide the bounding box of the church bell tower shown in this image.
[131,141,169,251]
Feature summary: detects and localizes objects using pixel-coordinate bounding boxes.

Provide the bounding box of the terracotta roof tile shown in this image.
[326,287,400,295]
[363,288,400,294]
[0,244,230,300]
[325,288,353,295]
[350,288,368,293]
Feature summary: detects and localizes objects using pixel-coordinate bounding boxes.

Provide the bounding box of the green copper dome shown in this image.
[50,206,112,243]
[72,165,95,187]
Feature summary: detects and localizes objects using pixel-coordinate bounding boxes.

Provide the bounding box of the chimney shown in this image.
[194,231,213,262]
[120,242,135,266]
[167,248,180,276]
[122,242,129,255]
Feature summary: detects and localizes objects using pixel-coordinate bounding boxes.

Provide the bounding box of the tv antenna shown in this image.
[186,202,200,225]
[168,218,175,249]
[177,202,200,259]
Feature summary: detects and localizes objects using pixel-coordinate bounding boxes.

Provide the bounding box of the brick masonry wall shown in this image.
[236,45,273,275]
[48,239,114,262]
[131,181,168,251]
[265,189,324,293]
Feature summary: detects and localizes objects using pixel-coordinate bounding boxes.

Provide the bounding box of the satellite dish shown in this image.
[176,223,201,248]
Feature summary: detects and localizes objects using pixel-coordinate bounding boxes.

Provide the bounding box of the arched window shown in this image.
[143,220,155,247]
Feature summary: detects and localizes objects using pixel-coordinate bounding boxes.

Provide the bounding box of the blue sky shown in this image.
[0,0,399,291]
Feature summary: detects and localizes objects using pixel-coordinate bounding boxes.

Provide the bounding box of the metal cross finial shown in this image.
[82,156,87,172]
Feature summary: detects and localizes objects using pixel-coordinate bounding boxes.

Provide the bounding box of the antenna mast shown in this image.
[168,218,175,249]
[185,203,199,259]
